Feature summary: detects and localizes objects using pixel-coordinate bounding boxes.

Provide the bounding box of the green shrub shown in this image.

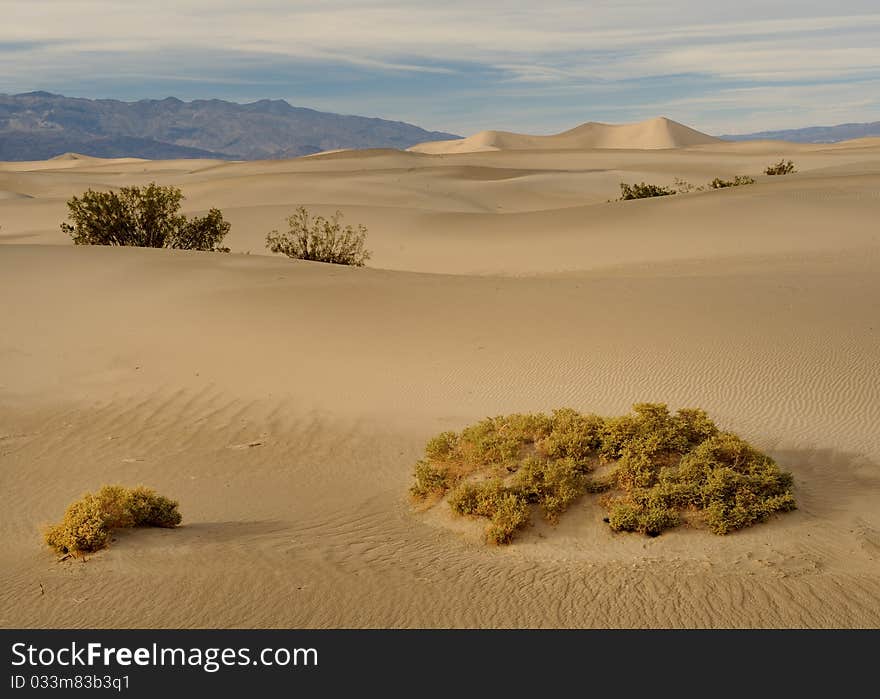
[45,485,182,555]
[457,413,553,468]
[411,404,795,542]
[539,409,604,465]
[447,480,531,544]
[599,403,717,465]
[448,479,508,517]
[709,175,756,188]
[606,493,682,536]
[764,159,796,176]
[410,460,450,499]
[424,431,460,461]
[266,207,371,266]
[607,501,640,532]
[638,505,681,536]
[598,414,639,461]
[674,408,721,447]
[167,208,231,252]
[486,495,531,544]
[124,486,183,527]
[516,456,586,522]
[61,183,230,251]
[618,182,677,200]
[672,433,796,534]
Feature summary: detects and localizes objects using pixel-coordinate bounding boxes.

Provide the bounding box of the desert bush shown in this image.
[673,177,701,194]
[44,485,182,555]
[618,182,677,200]
[617,174,761,202]
[448,480,531,544]
[607,501,640,532]
[672,433,796,534]
[411,403,795,542]
[486,494,531,544]
[516,456,586,522]
[764,159,797,176]
[597,414,640,461]
[424,431,460,461]
[167,208,231,252]
[124,485,183,527]
[266,207,371,266]
[61,183,230,251]
[456,413,552,468]
[709,175,756,188]
[599,403,717,464]
[44,496,111,554]
[410,460,451,499]
[448,479,509,517]
[539,408,604,465]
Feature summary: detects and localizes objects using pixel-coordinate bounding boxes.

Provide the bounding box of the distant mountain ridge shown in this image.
[0,92,461,161]
[721,121,880,143]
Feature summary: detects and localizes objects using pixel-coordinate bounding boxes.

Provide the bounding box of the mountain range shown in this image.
[3,91,877,160]
[721,121,880,143]
[0,92,460,161]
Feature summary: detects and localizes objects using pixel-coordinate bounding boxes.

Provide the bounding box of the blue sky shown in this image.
[2,1,879,136]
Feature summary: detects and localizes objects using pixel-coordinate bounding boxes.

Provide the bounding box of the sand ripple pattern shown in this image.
[1,243,879,627]
[2,389,879,628]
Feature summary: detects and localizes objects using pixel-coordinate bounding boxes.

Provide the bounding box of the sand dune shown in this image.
[2,136,880,628]
[0,153,149,173]
[409,117,722,153]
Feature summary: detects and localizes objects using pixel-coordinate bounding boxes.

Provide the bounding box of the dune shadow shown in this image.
[769,446,880,519]
[112,520,292,547]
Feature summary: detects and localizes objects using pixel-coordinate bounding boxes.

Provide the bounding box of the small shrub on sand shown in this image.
[45,485,182,555]
[448,480,505,517]
[709,175,756,188]
[410,404,795,543]
[44,497,110,554]
[673,177,701,194]
[448,480,531,544]
[410,460,451,499]
[62,183,230,251]
[764,159,797,176]
[618,182,677,200]
[516,456,586,523]
[486,494,531,544]
[124,485,183,528]
[266,207,371,266]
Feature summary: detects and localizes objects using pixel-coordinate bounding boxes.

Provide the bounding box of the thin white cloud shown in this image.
[5,2,880,76]
[2,1,879,133]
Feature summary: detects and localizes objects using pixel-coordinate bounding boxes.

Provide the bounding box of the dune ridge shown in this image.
[409,116,722,154]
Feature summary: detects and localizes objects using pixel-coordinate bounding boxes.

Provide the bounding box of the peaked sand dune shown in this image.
[2,138,880,628]
[50,152,97,161]
[409,116,722,153]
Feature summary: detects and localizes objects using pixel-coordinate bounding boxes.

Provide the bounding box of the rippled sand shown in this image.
[2,138,879,627]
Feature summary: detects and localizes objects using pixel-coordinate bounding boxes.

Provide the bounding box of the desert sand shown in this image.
[1,121,879,627]
[408,116,723,153]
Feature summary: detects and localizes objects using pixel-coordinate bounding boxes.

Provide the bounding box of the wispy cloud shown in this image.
[2,1,878,134]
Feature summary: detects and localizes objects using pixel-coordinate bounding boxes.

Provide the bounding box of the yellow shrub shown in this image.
[45,485,182,555]
[411,404,795,543]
